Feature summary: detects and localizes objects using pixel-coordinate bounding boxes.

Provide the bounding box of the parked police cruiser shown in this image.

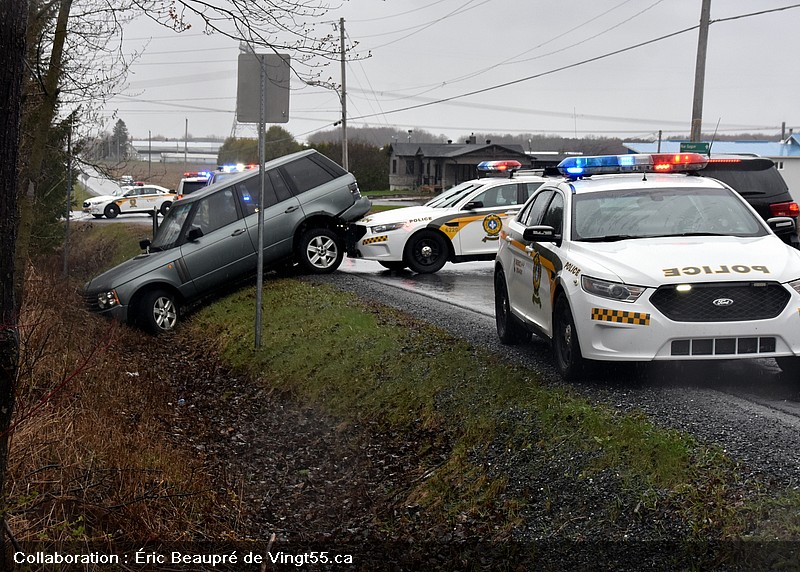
[494,153,800,381]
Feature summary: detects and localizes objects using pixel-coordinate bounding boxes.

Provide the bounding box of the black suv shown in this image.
[701,155,799,248]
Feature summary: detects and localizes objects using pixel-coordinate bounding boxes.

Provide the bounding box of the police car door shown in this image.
[528,192,566,336]
[456,183,520,256]
[505,190,553,325]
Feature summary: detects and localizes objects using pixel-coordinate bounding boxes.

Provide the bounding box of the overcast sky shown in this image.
[104,0,800,144]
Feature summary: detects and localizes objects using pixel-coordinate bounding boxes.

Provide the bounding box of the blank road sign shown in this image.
[237,53,290,124]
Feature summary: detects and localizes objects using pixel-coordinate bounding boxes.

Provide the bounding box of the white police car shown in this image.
[494,153,800,380]
[83,184,175,219]
[347,161,549,273]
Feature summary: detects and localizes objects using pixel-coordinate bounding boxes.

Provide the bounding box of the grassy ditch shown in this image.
[186,279,800,551]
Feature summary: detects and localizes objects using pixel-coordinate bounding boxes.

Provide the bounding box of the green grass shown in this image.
[185,278,797,543]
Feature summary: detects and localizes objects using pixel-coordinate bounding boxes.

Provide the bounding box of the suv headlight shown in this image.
[581,276,645,302]
[97,290,120,309]
[371,222,405,233]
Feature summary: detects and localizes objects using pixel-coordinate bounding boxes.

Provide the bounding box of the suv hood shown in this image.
[567,235,800,287]
[84,249,177,292]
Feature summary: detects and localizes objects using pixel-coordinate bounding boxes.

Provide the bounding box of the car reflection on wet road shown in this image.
[339,257,495,317]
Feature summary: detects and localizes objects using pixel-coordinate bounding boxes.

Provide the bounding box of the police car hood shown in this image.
[85,193,121,204]
[84,249,176,292]
[358,206,449,226]
[568,235,800,286]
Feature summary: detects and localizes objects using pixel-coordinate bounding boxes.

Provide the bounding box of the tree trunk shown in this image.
[0,0,30,567]
[15,0,72,306]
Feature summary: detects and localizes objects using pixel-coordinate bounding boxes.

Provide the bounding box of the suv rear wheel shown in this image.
[297,228,343,274]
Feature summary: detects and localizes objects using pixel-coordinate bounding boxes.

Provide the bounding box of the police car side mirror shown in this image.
[186,227,204,242]
[464,201,483,210]
[767,216,796,235]
[523,225,560,243]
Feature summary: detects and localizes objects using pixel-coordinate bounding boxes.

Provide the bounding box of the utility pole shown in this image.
[340,17,348,170]
[690,0,711,142]
[62,119,72,276]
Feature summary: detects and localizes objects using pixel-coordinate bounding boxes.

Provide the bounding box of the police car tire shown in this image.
[160,201,171,216]
[553,295,586,381]
[776,357,800,379]
[104,204,120,219]
[138,289,178,334]
[297,228,343,274]
[495,270,530,345]
[405,230,448,274]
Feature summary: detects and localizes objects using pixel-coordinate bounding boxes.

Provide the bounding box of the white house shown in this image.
[624,135,800,204]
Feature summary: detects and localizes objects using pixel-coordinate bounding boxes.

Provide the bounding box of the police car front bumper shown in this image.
[570,289,800,362]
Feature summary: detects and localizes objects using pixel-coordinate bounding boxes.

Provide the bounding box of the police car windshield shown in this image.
[572,187,768,242]
[426,183,482,208]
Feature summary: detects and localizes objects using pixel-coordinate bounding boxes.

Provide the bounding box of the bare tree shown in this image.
[0,0,29,563]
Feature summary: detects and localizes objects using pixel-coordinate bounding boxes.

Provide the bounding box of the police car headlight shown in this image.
[371,222,405,233]
[97,290,120,309]
[581,276,645,302]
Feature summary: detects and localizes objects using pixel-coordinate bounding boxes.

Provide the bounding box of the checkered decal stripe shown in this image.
[362,235,388,245]
[591,308,650,326]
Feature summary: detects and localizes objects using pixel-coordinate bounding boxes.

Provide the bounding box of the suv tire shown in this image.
[139,289,178,334]
[297,228,343,274]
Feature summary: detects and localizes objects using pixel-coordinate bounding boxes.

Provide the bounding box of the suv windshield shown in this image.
[572,187,767,241]
[150,202,192,251]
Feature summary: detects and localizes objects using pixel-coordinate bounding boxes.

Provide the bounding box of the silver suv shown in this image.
[83,149,371,333]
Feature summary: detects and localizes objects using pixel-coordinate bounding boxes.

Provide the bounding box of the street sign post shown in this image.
[679,141,710,155]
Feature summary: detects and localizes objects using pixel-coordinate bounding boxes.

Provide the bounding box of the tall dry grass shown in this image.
[6,223,234,544]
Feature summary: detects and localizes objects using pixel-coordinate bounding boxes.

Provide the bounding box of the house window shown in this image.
[392,159,397,174]
[405,160,415,175]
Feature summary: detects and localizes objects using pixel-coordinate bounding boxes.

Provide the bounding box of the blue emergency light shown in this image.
[557,153,708,178]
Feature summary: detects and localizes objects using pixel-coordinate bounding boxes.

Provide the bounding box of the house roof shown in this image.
[623,134,800,158]
[390,142,527,159]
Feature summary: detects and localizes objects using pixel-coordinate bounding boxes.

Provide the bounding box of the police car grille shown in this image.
[649,281,790,322]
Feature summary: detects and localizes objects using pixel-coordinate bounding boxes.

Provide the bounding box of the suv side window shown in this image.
[237,174,280,216]
[191,189,239,235]
[281,156,336,195]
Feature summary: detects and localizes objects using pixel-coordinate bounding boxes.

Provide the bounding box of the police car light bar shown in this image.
[477,160,522,173]
[557,153,708,178]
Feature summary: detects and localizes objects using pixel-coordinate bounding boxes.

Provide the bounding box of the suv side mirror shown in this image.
[186,227,204,242]
[523,225,560,243]
[464,200,484,210]
[767,216,796,236]
[139,239,151,251]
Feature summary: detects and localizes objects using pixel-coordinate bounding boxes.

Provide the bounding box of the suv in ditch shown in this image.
[83,149,371,333]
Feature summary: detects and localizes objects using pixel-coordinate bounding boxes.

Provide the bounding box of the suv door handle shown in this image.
[284,205,300,213]
[231,228,247,236]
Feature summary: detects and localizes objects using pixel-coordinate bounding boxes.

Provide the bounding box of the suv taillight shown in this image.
[348,181,361,198]
[770,201,799,218]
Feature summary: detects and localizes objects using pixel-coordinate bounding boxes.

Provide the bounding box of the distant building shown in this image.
[624,134,800,203]
[130,140,224,165]
[389,138,531,191]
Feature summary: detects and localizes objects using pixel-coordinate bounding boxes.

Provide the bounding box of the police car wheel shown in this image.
[104,204,120,219]
[139,289,178,334]
[553,295,586,381]
[495,270,530,345]
[378,261,407,271]
[297,228,343,274]
[776,357,800,379]
[405,230,447,274]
